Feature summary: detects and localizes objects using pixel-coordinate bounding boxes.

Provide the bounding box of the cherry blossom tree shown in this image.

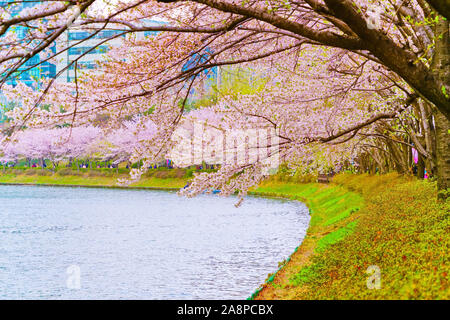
[100,118,157,165]
[0,125,101,170]
[0,0,449,198]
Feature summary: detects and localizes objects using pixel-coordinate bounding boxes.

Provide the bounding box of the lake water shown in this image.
[0,185,310,299]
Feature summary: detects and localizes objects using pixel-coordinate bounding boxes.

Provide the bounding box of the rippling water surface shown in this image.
[0,185,310,299]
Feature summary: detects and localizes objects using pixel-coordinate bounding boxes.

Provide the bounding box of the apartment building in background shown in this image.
[56,28,126,83]
[0,0,57,88]
[57,20,166,83]
[0,1,217,121]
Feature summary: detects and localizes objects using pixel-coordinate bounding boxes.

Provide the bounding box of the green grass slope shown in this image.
[253,173,449,300]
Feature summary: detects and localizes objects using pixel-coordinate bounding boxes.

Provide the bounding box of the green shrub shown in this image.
[36,170,53,176]
[57,168,85,176]
[174,168,186,178]
[87,170,105,177]
[153,170,169,179]
[57,168,75,176]
[24,169,36,176]
[185,168,196,178]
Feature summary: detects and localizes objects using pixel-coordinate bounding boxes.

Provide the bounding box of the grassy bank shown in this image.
[0,168,188,189]
[0,170,448,299]
[251,173,449,300]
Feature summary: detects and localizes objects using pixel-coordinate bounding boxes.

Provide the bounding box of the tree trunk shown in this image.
[52,161,58,173]
[432,18,450,200]
[434,111,450,199]
[417,153,425,179]
[419,101,435,168]
[385,139,407,173]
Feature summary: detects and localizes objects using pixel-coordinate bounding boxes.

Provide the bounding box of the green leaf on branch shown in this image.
[442,86,449,99]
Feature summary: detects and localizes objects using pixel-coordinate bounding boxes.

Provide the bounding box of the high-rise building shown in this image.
[0,0,57,88]
[182,47,218,94]
[0,7,217,122]
[57,20,167,83]
[56,29,126,83]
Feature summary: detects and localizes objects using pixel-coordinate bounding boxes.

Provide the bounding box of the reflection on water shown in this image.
[0,185,309,299]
